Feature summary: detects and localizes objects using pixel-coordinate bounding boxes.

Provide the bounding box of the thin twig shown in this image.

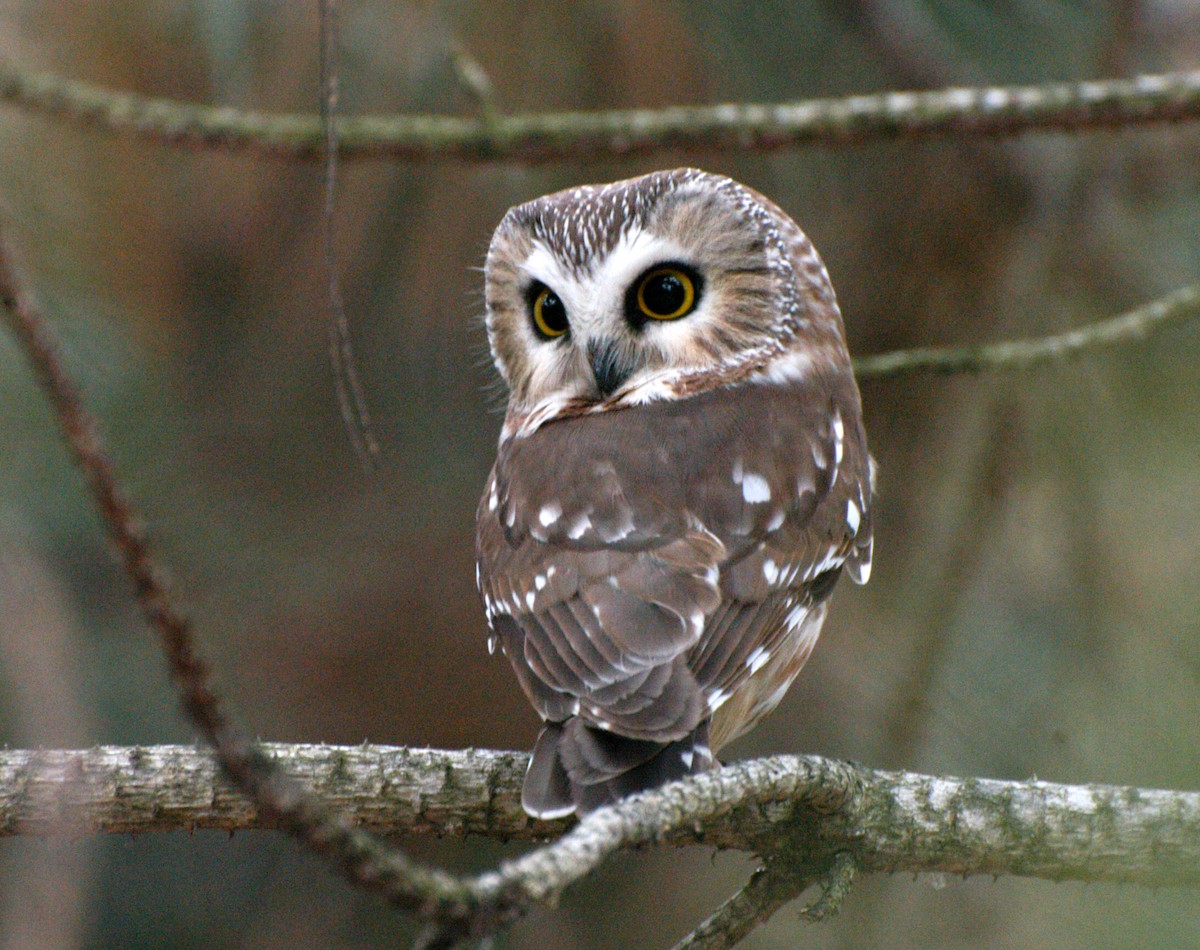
[449,41,500,121]
[2,62,1199,161]
[320,0,380,467]
[853,283,1200,378]
[798,852,858,922]
[672,864,809,949]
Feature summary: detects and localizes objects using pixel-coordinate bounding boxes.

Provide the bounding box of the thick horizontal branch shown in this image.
[853,283,1200,378]
[3,744,1197,891]
[3,61,1199,162]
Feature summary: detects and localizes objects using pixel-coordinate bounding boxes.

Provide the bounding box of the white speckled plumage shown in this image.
[475,168,874,817]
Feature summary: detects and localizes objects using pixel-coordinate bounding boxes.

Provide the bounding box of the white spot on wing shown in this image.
[746,646,771,673]
[855,556,872,584]
[681,750,694,769]
[538,502,563,527]
[525,591,537,610]
[597,504,636,543]
[784,602,809,631]
[832,410,845,466]
[707,688,730,711]
[534,573,547,591]
[566,511,593,540]
[762,558,780,585]
[742,473,771,504]
[846,499,861,534]
[848,534,874,585]
[804,547,845,580]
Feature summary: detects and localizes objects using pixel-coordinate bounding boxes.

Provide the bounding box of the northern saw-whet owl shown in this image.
[476,168,873,818]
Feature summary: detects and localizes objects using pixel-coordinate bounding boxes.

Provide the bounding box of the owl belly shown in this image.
[708,600,828,750]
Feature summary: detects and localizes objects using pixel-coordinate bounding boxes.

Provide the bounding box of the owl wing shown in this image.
[476,374,871,815]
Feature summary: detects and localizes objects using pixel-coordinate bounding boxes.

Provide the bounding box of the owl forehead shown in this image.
[508,171,680,272]
[521,227,689,313]
[501,168,754,276]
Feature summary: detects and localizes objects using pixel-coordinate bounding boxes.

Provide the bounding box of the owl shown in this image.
[475,168,873,819]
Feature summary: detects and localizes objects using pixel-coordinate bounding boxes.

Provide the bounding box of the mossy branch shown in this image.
[2,744,1198,890]
[2,61,1199,161]
[853,283,1200,378]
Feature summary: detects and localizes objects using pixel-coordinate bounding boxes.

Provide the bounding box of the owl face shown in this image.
[484,168,847,428]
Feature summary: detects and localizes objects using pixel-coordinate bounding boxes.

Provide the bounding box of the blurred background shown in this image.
[1,1,1198,947]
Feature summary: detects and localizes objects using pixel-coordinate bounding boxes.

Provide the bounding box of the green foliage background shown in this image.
[1,1,1198,946]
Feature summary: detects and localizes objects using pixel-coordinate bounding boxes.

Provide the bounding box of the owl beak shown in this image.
[587,337,632,399]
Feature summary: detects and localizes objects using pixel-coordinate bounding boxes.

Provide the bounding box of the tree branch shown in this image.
[853,283,1200,378]
[2,61,1199,161]
[1,744,1197,891]
[669,851,856,949]
[671,863,811,950]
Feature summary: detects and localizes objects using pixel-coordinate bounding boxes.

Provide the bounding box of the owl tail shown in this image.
[521,718,717,819]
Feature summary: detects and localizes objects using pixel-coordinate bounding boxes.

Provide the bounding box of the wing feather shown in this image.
[477,373,874,792]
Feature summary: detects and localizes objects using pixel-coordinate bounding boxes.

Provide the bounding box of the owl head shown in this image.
[483,168,852,433]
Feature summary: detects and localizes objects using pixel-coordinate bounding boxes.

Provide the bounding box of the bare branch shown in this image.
[0,744,547,840]
[2,61,1198,162]
[670,853,854,949]
[320,0,380,468]
[672,864,809,950]
[853,283,1200,378]
[1,744,1197,892]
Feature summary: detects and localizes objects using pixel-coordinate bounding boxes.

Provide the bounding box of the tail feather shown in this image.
[522,717,716,818]
[521,723,575,819]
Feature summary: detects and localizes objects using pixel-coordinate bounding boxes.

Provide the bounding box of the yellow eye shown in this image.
[635,267,697,321]
[531,286,569,339]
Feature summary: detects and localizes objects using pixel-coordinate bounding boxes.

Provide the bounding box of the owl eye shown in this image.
[530,285,569,339]
[634,266,698,321]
